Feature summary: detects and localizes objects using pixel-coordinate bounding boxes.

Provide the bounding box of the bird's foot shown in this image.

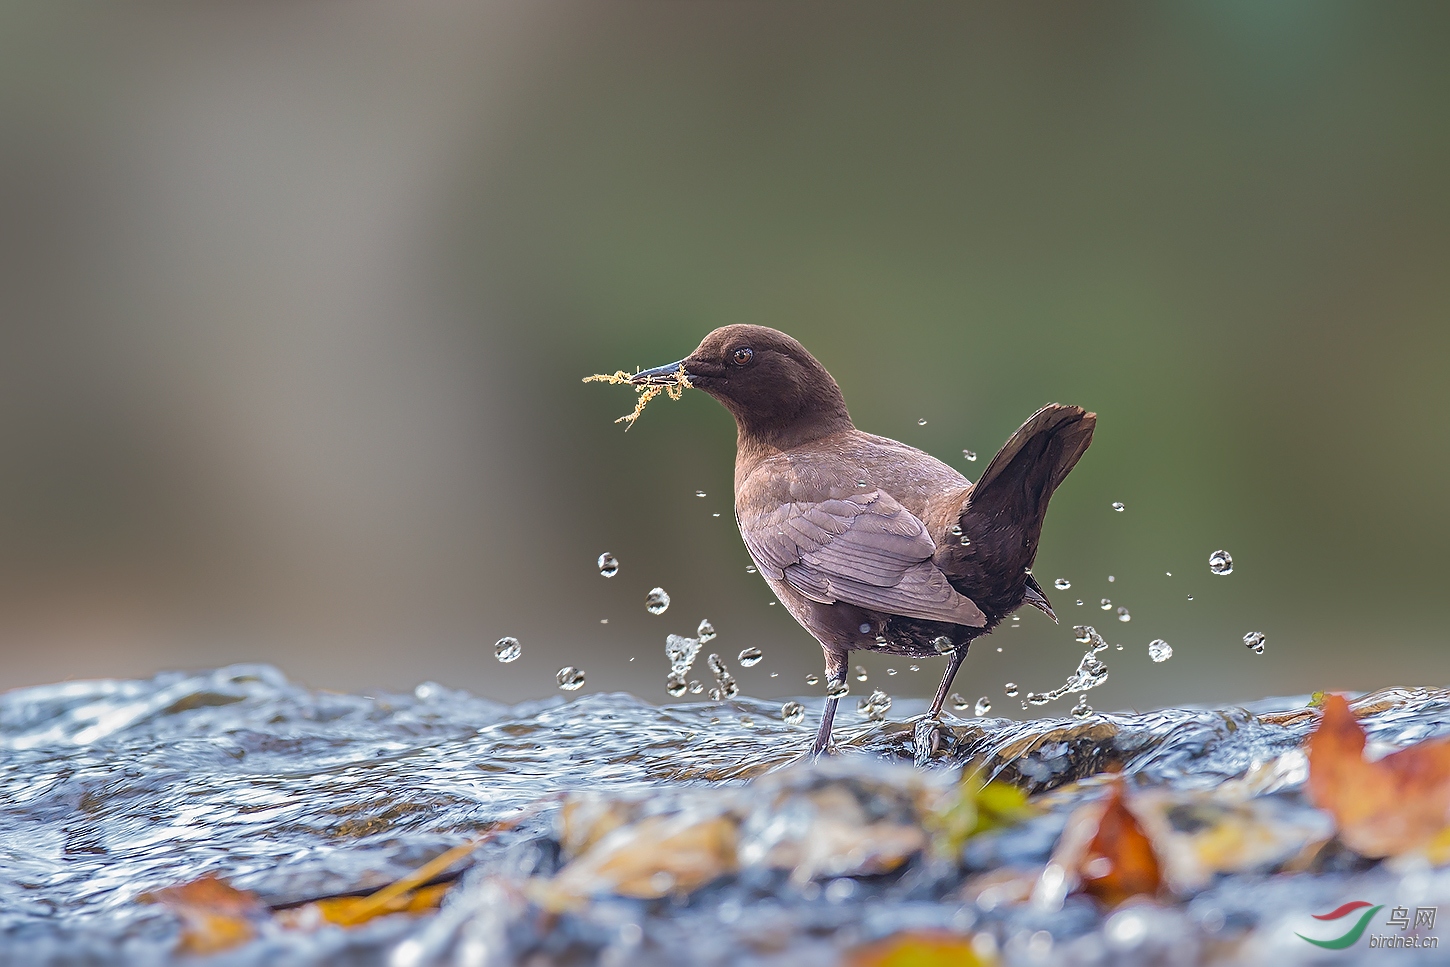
[911,717,953,767]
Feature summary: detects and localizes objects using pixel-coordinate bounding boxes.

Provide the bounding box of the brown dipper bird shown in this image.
[625,325,1095,755]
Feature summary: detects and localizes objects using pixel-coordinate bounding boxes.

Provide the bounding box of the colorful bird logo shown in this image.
[1296,901,1383,949]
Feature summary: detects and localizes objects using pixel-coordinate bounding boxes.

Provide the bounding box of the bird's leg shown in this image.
[810,651,847,757]
[927,647,968,719]
[914,647,968,767]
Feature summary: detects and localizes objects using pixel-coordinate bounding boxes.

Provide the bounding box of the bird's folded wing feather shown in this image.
[741,491,986,627]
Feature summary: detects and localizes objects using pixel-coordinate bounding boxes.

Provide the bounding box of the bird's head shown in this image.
[630,325,853,447]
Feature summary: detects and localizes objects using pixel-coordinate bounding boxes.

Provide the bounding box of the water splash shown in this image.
[706,654,739,700]
[665,633,703,696]
[4,663,1450,964]
[856,689,891,722]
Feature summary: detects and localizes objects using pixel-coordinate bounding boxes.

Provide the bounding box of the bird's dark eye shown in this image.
[731,347,754,365]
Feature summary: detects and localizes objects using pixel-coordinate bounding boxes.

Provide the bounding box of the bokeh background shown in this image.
[1,2,1446,718]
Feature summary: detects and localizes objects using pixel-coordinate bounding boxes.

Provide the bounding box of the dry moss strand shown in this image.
[583,365,689,430]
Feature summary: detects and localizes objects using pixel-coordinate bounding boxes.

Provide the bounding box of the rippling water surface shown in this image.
[4,664,1450,965]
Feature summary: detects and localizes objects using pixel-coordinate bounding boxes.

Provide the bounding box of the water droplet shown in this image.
[737,647,763,667]
[950,693,970,711]
[805,673,819,686]
[854,665,868,682]
[827,680,850,700]
[918,418,928,426]
[975,696,992,716]
[1076,599,1084,607]
[1209,549,1234,576]
[666,678,688,697]
[600,619,609,624]
[1004,682,1019,697]
[949,524,963,537]
[859,623,872,634]
[1149,639,1173,662]
[1243,631,1266,654]
[689,680,704,694]
[909,664,920,672]
[1100,598,1112,610]
[556,666,586,690]
[856,689,891,721]
[959,535,970,545]
[1112,502,1125,512]
[1165,571,1172,577]
[1073,625,1093,643]
[712,512,721,517]
[1054,578,1071,590]
[745,565,757,574]
[695,490,706,497]
[1187,594,1194,601]
[995,646,1002,652]
[1117,606,1131,623]
[1114,643,1123,651]
[886,668,898,676]
[1027,692,1050,706]
[769,671,778,678]
[1071,695,1092,717]
[962,450,978,461]
[1107,575,1115,583]
[931,635,954,654]
[645,587,671,614]
[781,701,805,725]
[597,553,619,578]
[493,636,521,663]
[696,619,716,643]
[857,479,868,487]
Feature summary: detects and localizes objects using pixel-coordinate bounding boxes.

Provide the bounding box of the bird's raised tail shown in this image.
[940,404,1096,624]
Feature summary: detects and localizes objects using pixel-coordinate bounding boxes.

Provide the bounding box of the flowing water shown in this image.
[3,664,1450,965]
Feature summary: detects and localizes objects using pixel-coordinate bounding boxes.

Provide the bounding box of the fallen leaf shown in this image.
[535,811,738,908]
[1132,791,1333,890]
[1306,692,1450,858]
[305,838,480,927]
[846,930,994,967]
[932,771,1035,857]
[144,873,265,955]
[1048,778,1163,908]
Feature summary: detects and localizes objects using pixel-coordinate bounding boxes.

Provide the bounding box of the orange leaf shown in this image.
[846,931,992,967]
[1077,781,1163,907]
[144,873,265,955]
[1307,693,1450,857]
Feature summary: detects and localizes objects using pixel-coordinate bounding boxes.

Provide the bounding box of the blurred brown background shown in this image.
[0,2,1446,716]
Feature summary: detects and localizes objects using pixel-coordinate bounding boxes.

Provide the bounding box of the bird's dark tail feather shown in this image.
[946,404,1095,623]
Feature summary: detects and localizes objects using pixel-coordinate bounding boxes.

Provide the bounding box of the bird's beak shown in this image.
[627,360,693,388]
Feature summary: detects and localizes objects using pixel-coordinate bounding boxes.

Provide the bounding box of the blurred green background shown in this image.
[0,3,1446,717]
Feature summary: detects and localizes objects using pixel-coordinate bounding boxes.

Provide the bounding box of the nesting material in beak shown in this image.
[584,362,691,429]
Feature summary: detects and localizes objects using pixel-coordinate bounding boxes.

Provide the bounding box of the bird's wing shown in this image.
[741,490,986,627]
